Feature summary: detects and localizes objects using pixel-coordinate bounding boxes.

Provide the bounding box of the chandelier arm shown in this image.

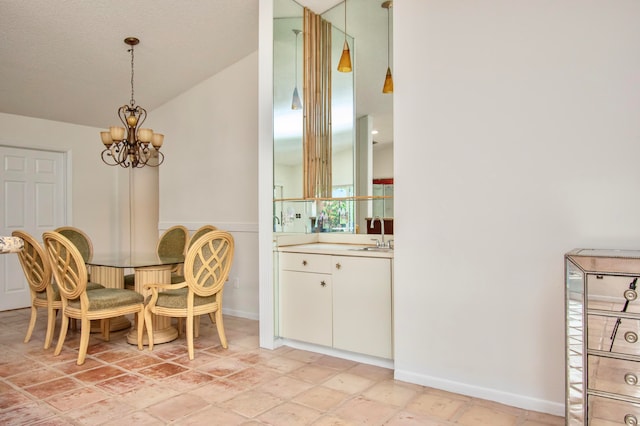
[136,106,147,130]
[118,142,131,168]
[101,148,116,166]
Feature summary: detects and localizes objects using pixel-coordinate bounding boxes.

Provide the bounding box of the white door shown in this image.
[0,146,66,311]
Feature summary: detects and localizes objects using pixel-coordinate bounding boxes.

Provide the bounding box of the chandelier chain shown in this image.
[129,46,135,107]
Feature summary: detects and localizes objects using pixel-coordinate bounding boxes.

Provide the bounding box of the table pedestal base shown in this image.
[126,265,179,346]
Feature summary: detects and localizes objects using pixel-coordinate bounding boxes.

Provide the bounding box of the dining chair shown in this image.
[144,230,234,360]
[172,225,219,331]
[43,231,144,365]
[13,230,58,349]
[54,226,94,279]
[124,225,189,290]
[13,230,104,349]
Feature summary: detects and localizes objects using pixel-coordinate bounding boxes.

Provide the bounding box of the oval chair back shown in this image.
[157,225,189,259]
[184,230,234,298]
[54,226,93,263]
[188,225,218,250]
[43,231,88,301]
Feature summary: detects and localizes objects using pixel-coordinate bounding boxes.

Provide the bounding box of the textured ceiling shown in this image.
[0,0,259,129]
[0,0,392,144]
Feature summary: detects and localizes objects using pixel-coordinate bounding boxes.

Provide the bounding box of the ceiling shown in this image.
[0,0,392,144]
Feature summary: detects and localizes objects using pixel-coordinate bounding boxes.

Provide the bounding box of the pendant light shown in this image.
[291,29,303,110]
[382,1,393,93]
[337,0,352,73]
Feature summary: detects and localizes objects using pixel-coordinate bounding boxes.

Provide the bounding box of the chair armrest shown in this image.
[144,282,187,291]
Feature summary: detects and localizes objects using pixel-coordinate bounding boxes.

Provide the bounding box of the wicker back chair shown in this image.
[12,230,58,349]
[144,230,234,360]
[157,225,189,260]
[188,225,218,250]
[53,227,93,263]
[43,231,144,365]
[125,225,189,290]
[54,226,94,280]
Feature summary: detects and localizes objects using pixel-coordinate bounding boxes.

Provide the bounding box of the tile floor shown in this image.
[0,309,564,425]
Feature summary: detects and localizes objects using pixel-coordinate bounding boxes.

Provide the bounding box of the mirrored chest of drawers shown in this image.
[566,249,640,425]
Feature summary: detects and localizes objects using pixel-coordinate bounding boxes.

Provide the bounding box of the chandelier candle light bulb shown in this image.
[99,37,165,168]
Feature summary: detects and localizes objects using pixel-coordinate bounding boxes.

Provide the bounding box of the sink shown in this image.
[349,246,394,252]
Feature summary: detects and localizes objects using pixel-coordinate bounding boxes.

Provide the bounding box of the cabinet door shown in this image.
[279,270,332,346]
[332,256,392,359]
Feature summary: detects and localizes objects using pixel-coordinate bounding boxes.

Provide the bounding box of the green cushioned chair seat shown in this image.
[35,281,104,301]
[67,288,143,310]
[153,288,215,309]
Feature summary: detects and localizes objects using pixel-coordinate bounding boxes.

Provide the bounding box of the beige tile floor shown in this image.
[0,308,564,425]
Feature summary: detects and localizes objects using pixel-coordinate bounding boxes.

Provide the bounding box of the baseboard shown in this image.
[393,368,565,417]
[222,307,259,321]
[275,337,394,369]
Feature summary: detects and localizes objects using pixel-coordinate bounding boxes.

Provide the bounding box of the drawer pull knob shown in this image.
[335,263,341,270]
[625,332,639,344]
[320,280,326,287]
[625,414,638,425]
[625,373,638,386]
[625,289,638,302]
[302,260,307,266]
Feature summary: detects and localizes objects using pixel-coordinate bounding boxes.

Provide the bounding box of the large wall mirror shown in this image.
[273,0,393,234]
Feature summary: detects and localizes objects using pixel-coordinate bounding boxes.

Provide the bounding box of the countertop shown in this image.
[277,243,393,258]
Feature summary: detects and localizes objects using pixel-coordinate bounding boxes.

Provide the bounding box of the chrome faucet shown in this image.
[370,216,385,248]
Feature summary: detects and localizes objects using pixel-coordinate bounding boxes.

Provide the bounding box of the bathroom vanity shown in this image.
[565,249,640,425]
[277,238,393,361]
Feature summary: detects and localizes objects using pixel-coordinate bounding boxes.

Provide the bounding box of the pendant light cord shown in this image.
[344,0,347,41]
[386,6,391,69]
[294,31,299,87]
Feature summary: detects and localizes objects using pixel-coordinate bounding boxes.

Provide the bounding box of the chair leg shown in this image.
[136,309,144,350]
[44,307,57,349]
[215,309,228,349]
[177,318,184,337]
[103,319,111,341]
[208,312,215,324]
[186,315,195,360]
[77,317,91,365]
[194,315,200,338]
[54,314,69,356]
[24,305,37,344]
[144,306,154,351]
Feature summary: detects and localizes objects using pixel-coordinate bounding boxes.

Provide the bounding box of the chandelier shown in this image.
[99,37,164,168]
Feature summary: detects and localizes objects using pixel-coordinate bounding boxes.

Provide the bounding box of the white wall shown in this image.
[153,52,260,320]
[373,143,393,179]
[393,0,640,415]
[0,112,126,252]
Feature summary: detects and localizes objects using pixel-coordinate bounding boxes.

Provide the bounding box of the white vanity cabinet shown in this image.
[280,253,333,346]
[333,255,392,359]
[279,248,393,359]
